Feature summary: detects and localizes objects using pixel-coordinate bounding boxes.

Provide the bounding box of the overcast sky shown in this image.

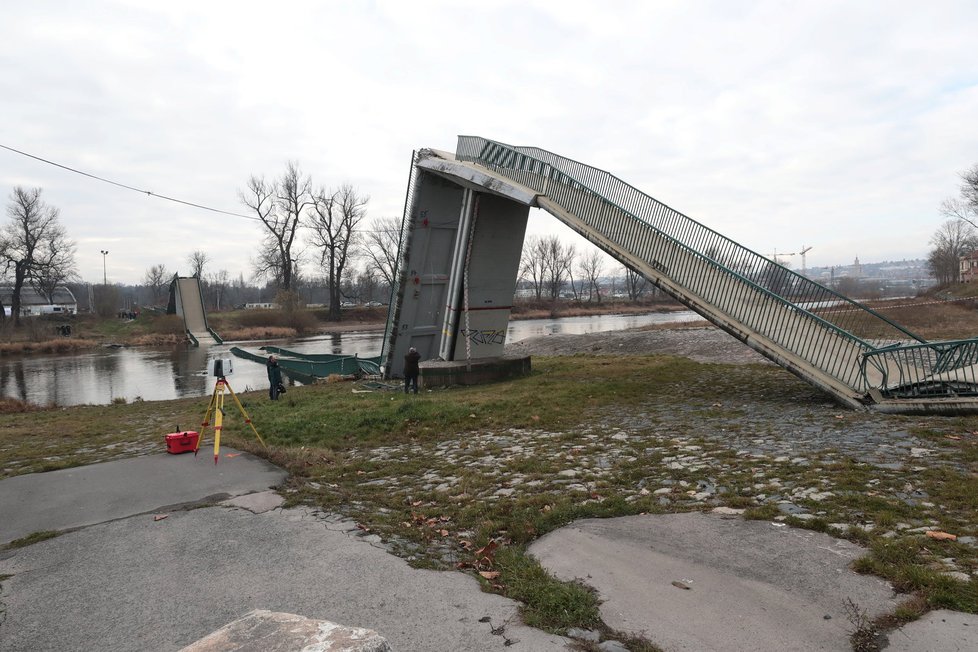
[2,1,977,285]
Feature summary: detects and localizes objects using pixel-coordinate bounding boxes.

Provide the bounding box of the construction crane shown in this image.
[767,249,797,265]
[799,246,812,274]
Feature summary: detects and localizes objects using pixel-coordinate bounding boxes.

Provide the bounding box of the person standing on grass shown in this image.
[266,355,282,400]
[404,346,421,394]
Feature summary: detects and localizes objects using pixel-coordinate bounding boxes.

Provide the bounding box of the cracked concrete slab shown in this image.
[530,512,898,652]
[221,490,285,514]
[884,609,978,651]
[0,448,286,544]
[0,505,567,651]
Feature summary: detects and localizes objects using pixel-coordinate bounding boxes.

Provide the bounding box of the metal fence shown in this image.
[456,136,978,398]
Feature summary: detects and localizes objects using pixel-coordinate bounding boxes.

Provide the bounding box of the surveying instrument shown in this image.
[196,358,267,464]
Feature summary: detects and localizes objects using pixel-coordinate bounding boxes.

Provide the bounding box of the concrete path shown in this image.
[0,453,566,651]
[0,502,566,651]
[529,511,978,651]
[3,455,977,651]
[0,449,286,544]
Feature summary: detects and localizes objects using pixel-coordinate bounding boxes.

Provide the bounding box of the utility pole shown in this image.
[100,250,109,285]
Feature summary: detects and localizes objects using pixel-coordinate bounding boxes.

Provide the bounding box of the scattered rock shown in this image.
[566,628,601,642]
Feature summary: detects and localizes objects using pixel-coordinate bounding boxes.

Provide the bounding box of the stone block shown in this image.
[180,610,390,652]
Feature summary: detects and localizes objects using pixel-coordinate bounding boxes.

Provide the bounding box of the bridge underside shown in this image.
[382,143,978,415]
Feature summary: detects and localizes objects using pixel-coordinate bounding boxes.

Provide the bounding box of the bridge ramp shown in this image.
[173,276,221,345]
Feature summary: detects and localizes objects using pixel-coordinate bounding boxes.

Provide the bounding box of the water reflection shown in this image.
[0,310,701,407]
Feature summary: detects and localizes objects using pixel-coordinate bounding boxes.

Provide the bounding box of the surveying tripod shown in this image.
[196,375,266,464]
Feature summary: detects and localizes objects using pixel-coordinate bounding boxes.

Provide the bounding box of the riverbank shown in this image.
[1,325,976,649]
[2,294,970,356]
[0,301,683,355]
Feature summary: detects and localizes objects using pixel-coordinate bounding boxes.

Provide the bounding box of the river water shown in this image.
[0,310,702,407]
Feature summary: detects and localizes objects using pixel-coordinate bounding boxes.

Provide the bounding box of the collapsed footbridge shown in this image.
[382,136,978,414]
[169,276,222,346]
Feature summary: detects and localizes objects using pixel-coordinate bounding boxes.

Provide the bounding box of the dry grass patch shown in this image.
[0,398,45,414]
[863,298,978,340]
[0,338,100,355]
[220,326,297,341]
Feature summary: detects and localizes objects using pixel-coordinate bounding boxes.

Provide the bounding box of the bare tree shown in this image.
[308,183,368,320]
[541,235,575,300]
[144,264,169,304]
[941,197,978,231]
[520,235,547,300]
[186,250,209,278]
[30,227,77,304]
[927,219,977,285]
[1,187,75,325]
[208,269,230,310]
[961,163,978,220]
[624,265,649,301]
[355,267,379,304]
[578,249,604,303]
[362,217,402,287]
[240,162,312,291]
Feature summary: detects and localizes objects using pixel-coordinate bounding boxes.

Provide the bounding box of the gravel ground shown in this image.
[506,325,771,365]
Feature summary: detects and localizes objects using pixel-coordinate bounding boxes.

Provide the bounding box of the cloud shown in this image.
[1,0,977,283]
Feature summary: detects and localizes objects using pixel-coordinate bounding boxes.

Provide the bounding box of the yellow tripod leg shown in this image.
[196,382,220,456]
[224,381,267,449]
[212,384,225,464]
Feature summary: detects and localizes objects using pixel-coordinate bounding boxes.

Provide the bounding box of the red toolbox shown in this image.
[165,431,199,454]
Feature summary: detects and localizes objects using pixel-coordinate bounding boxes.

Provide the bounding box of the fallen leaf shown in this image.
[153,514,168,522]
[224,453,241,458]
[926,530,957,541]
[439,529,450,537]
[475,541,498,559]
[479,571,501,580]
[671,580,691,590]
[947,435,962,441]
[531,415,540,421]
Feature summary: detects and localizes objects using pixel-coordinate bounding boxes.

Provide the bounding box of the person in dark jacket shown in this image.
[266,355,283,400]
[403,347,421,394]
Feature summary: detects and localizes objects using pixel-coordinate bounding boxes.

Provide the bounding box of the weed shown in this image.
[845,598,882,652]
[3,530,61,550]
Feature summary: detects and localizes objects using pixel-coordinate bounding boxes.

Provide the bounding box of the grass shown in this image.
[2,353,978,650]
[3,530,61,550]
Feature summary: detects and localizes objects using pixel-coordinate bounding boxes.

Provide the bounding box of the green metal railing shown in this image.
[456,136,978,400]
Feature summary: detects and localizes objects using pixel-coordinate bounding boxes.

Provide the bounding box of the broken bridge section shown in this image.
[382,137,978,414]
[382,150,530,379]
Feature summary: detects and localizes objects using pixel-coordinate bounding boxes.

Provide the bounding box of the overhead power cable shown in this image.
[1,142,403,232]
[0,143,260,222]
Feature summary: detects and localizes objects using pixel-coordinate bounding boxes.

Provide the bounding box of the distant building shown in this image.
[0,286,78,317]
[961,251,978,283]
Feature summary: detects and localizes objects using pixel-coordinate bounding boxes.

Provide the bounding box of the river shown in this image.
[0,310,703,407]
